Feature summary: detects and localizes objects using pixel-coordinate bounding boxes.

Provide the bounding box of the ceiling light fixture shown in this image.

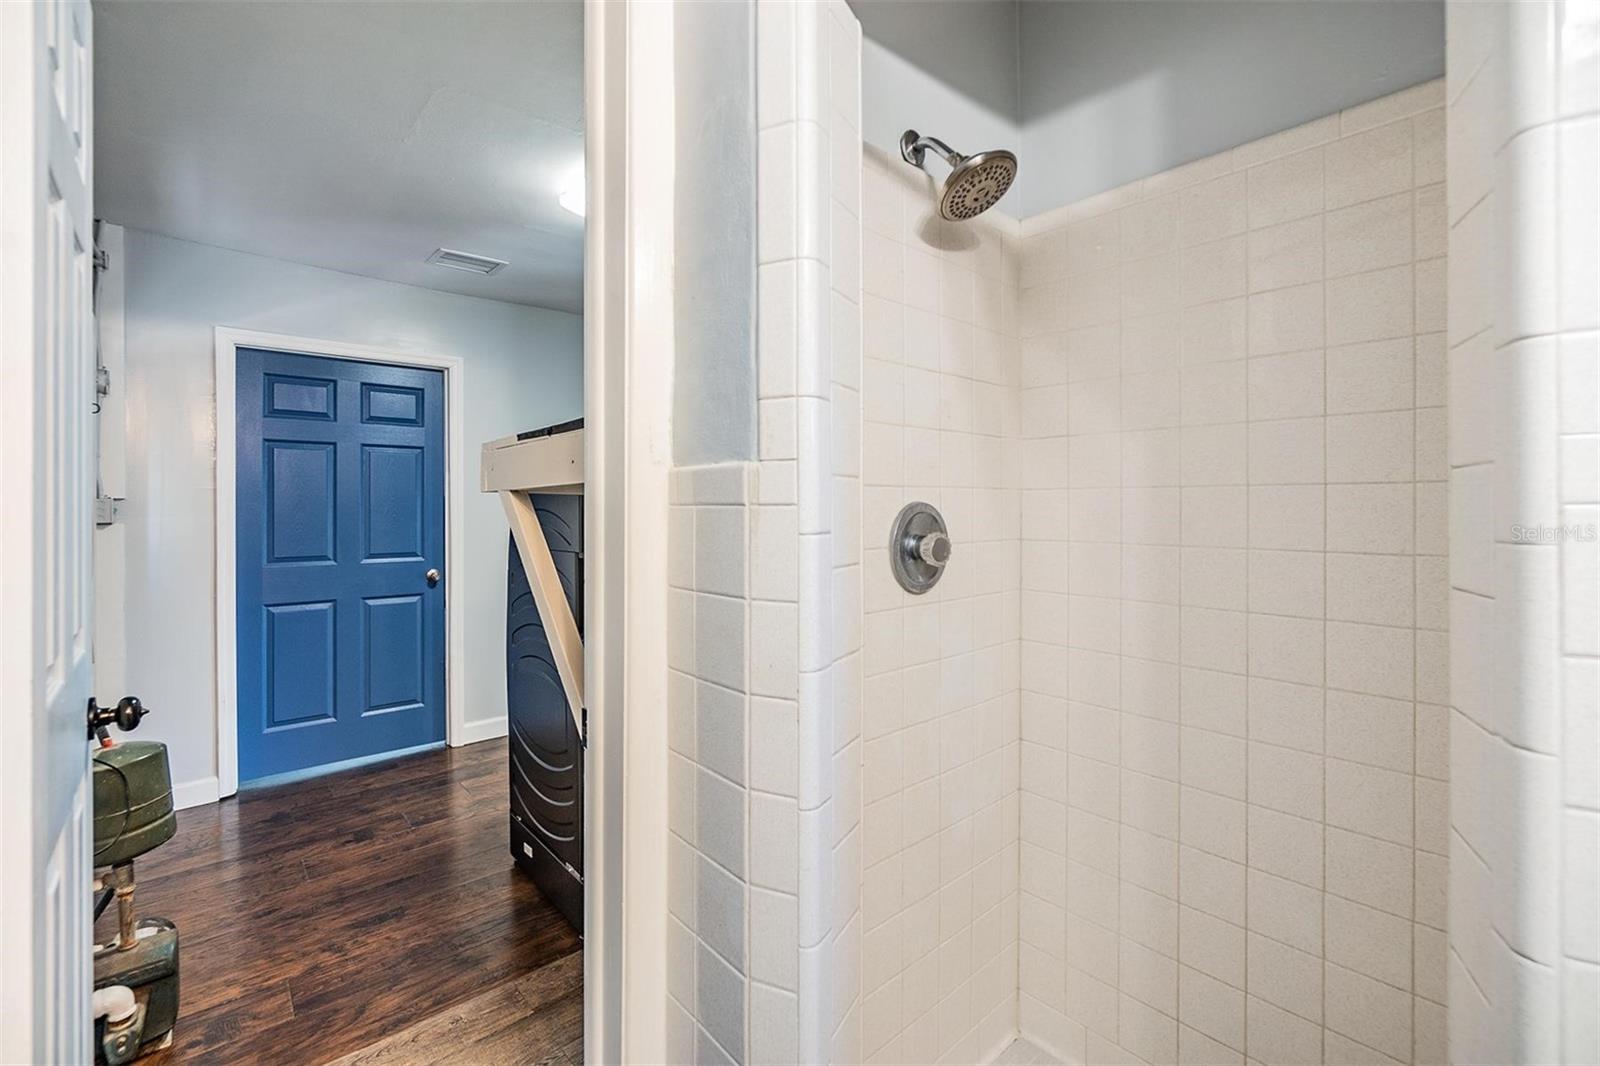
[559,186,586,218]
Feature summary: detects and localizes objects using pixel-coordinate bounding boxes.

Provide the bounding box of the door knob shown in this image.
[87,696,148,738]
[426,568,441,587]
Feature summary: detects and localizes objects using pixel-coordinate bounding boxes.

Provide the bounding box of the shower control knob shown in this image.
[914,531,951,568]
[889,501,951,595]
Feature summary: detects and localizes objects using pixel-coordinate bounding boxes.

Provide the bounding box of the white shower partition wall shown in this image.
[1444,3,1599,1064]
[748,1,867,1063]
[666,2,865,1062]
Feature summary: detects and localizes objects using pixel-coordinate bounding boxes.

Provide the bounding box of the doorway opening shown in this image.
[88,2,588,1060]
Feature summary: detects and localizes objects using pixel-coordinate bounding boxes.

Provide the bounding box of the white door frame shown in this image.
[583,0,674,1061]
[212,327,467,799]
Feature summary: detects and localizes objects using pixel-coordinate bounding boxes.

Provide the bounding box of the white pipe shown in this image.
[91,985,136,1024]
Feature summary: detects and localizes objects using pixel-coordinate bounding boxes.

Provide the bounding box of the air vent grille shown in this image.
[426,248,508,276]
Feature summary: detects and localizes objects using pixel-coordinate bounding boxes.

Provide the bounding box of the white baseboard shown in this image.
[171,775,221,811]
[454,716,508,746]
[172,721,502,808]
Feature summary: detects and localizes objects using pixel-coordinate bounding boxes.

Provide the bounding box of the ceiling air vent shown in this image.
[426,247,508,276]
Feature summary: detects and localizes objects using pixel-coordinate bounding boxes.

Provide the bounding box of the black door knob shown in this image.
[87,696,149,738]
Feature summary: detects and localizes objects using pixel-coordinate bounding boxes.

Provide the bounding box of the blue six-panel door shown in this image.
[236,348,446,782]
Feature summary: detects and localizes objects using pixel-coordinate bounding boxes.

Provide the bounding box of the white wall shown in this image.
[101,228,582,805]
[1445,3,1599,1063]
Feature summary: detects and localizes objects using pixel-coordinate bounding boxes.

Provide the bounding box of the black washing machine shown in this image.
[505,491,583,933]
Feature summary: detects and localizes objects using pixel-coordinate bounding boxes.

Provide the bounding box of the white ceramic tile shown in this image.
[1180,423,1248,486]
[1181,298,1248,366]
[1326,483,1413,554]
[1245,994,1322,1064]
[1180,845,1247,926]
[1325,121,1412,210]
[1326,757,1414,846]
[1326,552,1415,627]
[1326,338,1415,414]
[1247,216,1323,293]
[1246,149,1324,230]
[1247,868,1323,955]
[1325,621,1414,700]
[1324,960,1412,1061]
[1180,485,1247,547]
[1247,550,1324,619]
[1176,365,1244,434]
[1325,826,1411,918]
[1326,265,1414,346]
[1178,965,1245,1051]
[1325,191,1413,277]
[1248,417,1325,485]
[1246,932,1323,1023]
[1247,805,1324,889]
[1248,283,1325,356]
[1247,742,1323,823]
[1247,349,1324,421]
[1325,690,1414,774]
[1249,614,1325,686]
[1246,677,1325,755]
[1247,485,1325,551]
[1180,172,1249,247]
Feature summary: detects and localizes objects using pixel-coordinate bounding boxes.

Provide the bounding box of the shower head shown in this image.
[900,130,1018,221]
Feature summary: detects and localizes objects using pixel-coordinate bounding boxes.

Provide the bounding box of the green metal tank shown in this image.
[92,740,180,1062]
[93,742,176,866]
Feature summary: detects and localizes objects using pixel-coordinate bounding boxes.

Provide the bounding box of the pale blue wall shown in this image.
[1019,1,1445,215]
[852,0,1445,218]
[113,228,581,794]
[854,1,1024,210]
[674,0,758,465]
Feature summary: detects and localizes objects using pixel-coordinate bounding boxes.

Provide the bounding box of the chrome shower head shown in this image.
[900,130,1018,221]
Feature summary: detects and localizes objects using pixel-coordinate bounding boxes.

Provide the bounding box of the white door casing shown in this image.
[582,0,677,1061]
[0,0,98,1061]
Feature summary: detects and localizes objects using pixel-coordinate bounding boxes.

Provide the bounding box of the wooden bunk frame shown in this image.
[482,427,585,734]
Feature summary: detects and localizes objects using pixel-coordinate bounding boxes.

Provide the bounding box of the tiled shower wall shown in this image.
[1445,2,1598,1063]
[858,145,1024,1065]
[1012,82,1451,1065]
[756,1,868,1059]
[668,461,759,1065]
[665,0,866,1059]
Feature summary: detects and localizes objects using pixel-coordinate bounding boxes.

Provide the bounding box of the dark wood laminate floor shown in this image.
[94,739,583,1066]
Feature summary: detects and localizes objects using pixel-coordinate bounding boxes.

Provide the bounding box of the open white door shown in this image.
[1,0,97,1061]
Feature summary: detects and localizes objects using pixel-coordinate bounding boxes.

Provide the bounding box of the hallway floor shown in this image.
[94,738,583,1065]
